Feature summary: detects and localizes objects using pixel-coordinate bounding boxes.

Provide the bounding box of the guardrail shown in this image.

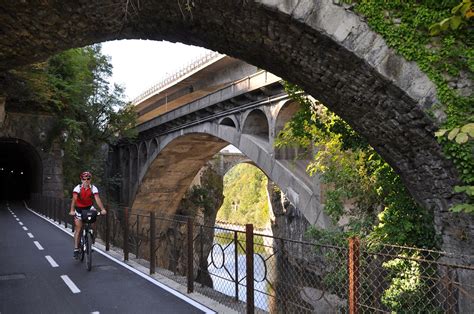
[29,194,474,313]
[131,51,223,105]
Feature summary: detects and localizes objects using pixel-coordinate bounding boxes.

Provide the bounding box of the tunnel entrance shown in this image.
[0,138,42,201]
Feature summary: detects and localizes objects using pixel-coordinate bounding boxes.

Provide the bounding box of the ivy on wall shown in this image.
[340,0,474,211]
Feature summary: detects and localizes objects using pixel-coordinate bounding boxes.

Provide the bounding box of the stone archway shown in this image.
[0,1,470,255]
[0,138,42,200]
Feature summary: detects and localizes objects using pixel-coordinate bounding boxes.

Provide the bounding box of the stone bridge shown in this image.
[0,0,471,259]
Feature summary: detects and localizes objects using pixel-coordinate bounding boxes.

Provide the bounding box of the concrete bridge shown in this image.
[109,57,330,228]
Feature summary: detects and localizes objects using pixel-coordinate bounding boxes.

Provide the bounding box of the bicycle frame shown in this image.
[79,210,99,271]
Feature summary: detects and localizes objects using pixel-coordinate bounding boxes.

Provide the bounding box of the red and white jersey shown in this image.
[73,184,99,207]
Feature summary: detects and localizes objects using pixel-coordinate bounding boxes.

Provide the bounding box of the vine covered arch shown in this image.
[0,1,470,254]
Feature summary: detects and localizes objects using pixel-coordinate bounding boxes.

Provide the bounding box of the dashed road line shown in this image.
[45,255,59,268]
[15,218,20,221]
[22,226,28,231]
[33,241,44,250]
[27,233,34,238]
[19,222,24,226]
[61,275,81,294]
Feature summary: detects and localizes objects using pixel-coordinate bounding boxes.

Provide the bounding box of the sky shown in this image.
[101,39,240,153]
[101,39,210,101]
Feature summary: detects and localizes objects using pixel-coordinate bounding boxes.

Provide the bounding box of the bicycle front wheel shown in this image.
[86,232,93,271]
[80,235,85,262]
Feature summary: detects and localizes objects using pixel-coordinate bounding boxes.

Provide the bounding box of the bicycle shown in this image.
[78,209,100,271]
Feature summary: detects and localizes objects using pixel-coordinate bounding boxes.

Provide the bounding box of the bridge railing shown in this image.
[28,194,474,314]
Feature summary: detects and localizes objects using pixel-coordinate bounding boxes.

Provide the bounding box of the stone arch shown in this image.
[242,109,270,142]
[218,116,237,128]
[0,1,461,213]
[1,0,471,262]
[0,137,43,200]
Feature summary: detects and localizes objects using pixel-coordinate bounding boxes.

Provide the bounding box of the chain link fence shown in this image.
[28,194,474,313]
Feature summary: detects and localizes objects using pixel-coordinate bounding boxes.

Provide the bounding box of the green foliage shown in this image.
[217,163,270,228]
[214,231,267,255]
[429,0,473,35]
[2,45,137,191]
[435,122,474,213]
[179,167,224,216]
[277,84,436,248]
[354,0,474,196]
[381,254,439,312]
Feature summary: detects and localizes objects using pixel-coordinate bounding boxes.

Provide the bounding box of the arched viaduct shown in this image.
[0,1,471,256]
[113,96,331,228]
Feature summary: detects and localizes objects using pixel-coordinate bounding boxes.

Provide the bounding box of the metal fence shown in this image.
[28,194,474,313]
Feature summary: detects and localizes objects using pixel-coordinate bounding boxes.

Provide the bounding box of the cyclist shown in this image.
[69,171,106,258]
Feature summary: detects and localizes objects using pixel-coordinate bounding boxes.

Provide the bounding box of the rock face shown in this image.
[150,164,224,286]
[267,180,348,313]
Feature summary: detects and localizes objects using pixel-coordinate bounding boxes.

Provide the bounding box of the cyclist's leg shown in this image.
[74,213,83,257]
[90,206,97,243]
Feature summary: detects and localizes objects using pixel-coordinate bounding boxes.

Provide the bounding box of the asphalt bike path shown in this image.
[0,201,210,314]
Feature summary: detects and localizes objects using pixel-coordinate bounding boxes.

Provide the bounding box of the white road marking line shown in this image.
[19,222,24,225]
[16,218,20,221]
[61,275,80,294]
[91,312,100,314]
[27,233,34,238]
[61,275,81,293]
[23,202,215,313]
[33,241,44,250]
[93,248,216,313]
[22,226,28,231]
[45,255,59,267]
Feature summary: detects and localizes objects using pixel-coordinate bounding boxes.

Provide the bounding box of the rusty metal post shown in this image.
[199,225,204,288]
[349,237,360,314]
[124,207,129,261]
[105,209,110,251]
[149,212,156,274]
[187,217,194,293]
[64,199,68,228]
[136,215,140,258]
[53,198,57,222]
[446,265,455,314]
[234,230,239,301]
[49,197,52,218]
[246,224,254,314]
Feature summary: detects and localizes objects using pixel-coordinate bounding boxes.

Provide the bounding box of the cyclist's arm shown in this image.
[94,194,106,214]
[69,194,78,215]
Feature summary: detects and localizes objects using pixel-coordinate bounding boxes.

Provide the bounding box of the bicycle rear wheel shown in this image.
[86,232,93,271]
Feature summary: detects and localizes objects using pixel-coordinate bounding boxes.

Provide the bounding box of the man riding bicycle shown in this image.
[69,171,106,258]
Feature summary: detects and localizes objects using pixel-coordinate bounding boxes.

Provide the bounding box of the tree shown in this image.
[1,45,137,191]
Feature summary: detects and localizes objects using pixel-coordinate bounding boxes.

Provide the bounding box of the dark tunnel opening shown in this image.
[0,138,42,201]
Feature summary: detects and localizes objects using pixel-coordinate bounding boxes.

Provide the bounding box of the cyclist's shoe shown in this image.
[73,249,80,259]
